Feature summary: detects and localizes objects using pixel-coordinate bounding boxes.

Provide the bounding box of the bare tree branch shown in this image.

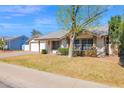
[78,8,108,30]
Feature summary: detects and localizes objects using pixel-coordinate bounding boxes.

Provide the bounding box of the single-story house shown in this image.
[0,35,28,50]
[23,26,112,56]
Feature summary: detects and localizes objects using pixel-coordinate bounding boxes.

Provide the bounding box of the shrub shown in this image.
[0,39,5,50]
[58,48,69,55]
[81,49,97,56]
[41,49,47,54]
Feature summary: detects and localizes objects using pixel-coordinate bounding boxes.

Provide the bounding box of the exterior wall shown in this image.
[47,40,52,53]
[96,37,106,56]
[30,39,38,43]
[40,41,47,52]
[60,39,68,48]
[76,32,93,39]
[8,36,28,50]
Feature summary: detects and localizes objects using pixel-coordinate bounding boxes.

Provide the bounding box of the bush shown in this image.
[41,49,47,54]
[81,50,97,56]
[58,48,69,55]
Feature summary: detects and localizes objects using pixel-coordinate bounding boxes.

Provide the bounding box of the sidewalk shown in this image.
[0,51,37,59]
[0,62,111,88]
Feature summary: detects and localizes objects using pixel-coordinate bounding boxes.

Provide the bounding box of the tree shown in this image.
[31,29,42,37]
[108,15,122,54]
[119,13,124,66]
[0,39,5,50]
[56,5,107,57]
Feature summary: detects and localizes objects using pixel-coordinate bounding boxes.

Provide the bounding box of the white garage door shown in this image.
[31,43,39,52]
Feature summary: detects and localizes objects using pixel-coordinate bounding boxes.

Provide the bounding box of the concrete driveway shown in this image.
[0,62,111,88]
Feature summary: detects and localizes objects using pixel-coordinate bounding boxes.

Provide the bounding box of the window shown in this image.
[82,39,93,50]
[74,39,81,51]
[74,39,93,51]
[74,39,79,44]
[52,41,60,50]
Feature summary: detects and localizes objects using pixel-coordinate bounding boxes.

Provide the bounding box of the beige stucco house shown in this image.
[23,26,112,56]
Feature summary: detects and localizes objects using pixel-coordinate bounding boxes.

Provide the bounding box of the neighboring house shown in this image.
[0,35,28,50]
[23,26,112,56]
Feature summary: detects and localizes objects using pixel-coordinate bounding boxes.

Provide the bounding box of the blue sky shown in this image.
[0,5,123,37]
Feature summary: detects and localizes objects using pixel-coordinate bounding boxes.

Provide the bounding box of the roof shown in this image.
[88,25,109,36]
[26,35,42,43]
[35,26,108,40]
[36,30,69,40]
[0,36,16,40]
[0,35,28,41]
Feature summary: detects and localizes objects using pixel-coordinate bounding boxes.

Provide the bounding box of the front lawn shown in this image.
[0,54,124,87]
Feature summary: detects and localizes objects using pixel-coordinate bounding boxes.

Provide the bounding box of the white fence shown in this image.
[22,44,29,51]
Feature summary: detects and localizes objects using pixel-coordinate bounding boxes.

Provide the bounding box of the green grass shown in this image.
[0,54,124,87]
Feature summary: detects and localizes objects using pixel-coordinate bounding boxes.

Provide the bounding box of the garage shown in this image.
[30,42,39,52]
[23,38,47,53]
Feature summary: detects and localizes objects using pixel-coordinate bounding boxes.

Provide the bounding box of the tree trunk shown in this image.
[68,5,77,58]
[119,19,124,67]
[118,46,124,67]
[111,44,119,55]
[113,44,119,55]
[68,33,75,58]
